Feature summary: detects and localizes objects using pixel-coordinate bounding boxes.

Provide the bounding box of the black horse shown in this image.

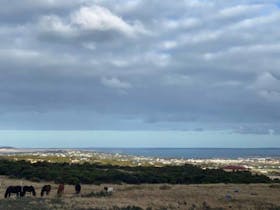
[4,186,22,198]
[41,185,51,197]
[22,186,36,197]
[75,184,81,194]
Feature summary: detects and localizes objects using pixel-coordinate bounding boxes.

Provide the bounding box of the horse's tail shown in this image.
[41,188,44,197]
[4,187,10,198]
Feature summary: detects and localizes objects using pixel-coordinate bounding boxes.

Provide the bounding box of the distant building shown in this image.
[222,165,248,172]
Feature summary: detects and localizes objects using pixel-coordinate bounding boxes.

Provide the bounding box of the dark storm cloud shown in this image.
[1,0,280,132]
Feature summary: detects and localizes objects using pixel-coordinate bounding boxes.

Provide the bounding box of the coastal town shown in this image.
[1,148,279,180]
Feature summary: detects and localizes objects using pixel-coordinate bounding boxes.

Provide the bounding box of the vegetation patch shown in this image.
[269,184,280,189]
[0,159,272,185]
[159,185,172,190]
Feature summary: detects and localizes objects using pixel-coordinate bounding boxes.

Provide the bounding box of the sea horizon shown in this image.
[87,147,280,159]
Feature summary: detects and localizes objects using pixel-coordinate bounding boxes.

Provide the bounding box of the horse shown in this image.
[57,184,64,196]
[104,186,113,194]
[41,185,51,197]
[75,184,81,194]
[22,186,36,197]
[4,186,22,198]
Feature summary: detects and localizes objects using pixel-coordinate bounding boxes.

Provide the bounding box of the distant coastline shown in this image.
[82,147,280,159]
[1,147,280,159]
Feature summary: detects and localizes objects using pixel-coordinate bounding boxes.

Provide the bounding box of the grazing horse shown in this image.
[57,184,64,196]
[22,186,36,197]
[104,187,113,193]
[41,185,51,197]
[4,186,22,198]
[75,184,81,194]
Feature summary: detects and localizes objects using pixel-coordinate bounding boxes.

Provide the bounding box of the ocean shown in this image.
[88,148,280,159]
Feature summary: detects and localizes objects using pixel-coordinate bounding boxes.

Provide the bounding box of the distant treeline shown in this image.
[0,159,273,185]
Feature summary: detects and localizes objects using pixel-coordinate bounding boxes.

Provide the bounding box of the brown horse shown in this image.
[41,185,51,197]
[22,186,36,197]
[75,184,81,194]
[57,184,64,196]
[4,186,23,198]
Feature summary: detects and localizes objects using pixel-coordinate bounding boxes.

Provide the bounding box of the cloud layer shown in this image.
[1,0,280,133]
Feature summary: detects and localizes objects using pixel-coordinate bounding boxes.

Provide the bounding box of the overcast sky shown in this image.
[1,1,280,147]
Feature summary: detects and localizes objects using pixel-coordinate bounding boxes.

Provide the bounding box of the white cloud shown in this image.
[163,18,200,30]
[110,59,130,67]
[161,41,177,50]
[253,72,280,92]
[113,0,141,13]
[101,77,132,89]
[38,15,76,38]
[203,43,280,61]
[163,74,193,86]
[82,42,96,50]
[71,5,144,36]
[218,4,264,18]
[0,48,40,59]
[229,12,280,30]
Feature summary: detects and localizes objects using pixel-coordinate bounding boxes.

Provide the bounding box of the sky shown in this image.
[0,0,280,147]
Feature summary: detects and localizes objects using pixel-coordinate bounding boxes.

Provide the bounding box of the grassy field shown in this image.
[0,176,279,210]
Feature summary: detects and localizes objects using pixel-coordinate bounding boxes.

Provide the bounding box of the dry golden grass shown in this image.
[0,176,280,210]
